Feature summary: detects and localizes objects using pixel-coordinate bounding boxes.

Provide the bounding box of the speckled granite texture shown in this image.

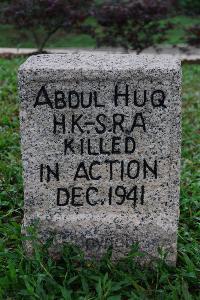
[18,53,181,264]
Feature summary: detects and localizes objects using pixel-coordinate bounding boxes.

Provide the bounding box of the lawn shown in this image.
[0,15,199,49]
[0,57,199,299]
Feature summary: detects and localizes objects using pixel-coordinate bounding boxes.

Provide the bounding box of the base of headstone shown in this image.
[23,211,178,264]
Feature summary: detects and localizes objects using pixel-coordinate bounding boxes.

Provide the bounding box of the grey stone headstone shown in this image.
[18,53,181,264]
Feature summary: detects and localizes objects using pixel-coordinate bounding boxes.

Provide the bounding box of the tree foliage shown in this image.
[178,0,200,15]
[2,0,93,52]
[177,0,200,47]
[92,0,174,52]
[186,25,200,47]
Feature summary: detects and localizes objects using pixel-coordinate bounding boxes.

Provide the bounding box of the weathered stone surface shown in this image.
[18,53,181,264]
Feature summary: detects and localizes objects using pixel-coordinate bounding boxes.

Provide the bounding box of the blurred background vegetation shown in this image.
[0,0,199,52]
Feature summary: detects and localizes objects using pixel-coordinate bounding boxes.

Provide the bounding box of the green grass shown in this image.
[0,25,95,49]
[0,15,199,49]
[0,57,199,299]
[162,15,200,45]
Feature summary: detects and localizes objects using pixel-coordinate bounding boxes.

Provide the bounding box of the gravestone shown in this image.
[18,53,181,264]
